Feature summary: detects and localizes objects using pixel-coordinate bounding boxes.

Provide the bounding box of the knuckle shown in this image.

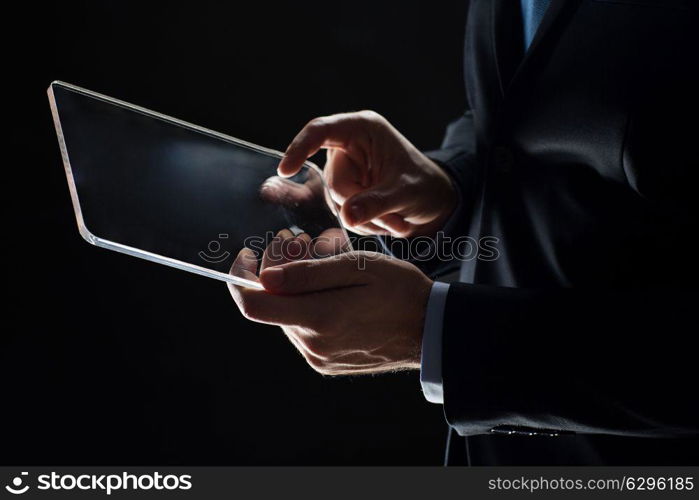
[400,172,422,191]
[307,116,328,130]
[357,109,383,123]
[287,266,311,291]
[362,190,386,209]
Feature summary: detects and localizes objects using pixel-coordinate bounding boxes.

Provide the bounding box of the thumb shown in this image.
[259,253,377,294]
[341,184,407,227]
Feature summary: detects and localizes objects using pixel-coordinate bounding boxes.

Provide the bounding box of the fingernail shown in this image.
[262,267,285,289]
[349,204,363,224]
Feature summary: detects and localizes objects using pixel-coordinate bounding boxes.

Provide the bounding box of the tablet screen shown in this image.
[48,82,349,288]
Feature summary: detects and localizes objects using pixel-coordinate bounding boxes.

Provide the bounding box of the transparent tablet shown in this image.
[48,81,350,289]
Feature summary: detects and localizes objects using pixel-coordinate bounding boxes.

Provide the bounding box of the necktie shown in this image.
[520,0,552,50]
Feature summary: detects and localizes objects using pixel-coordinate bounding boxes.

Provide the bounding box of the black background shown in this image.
[3,1,467,464]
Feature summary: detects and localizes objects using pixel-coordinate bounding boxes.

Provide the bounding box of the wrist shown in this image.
[404,274,434,369]
[417,162,457,237]
[434,165,458,225]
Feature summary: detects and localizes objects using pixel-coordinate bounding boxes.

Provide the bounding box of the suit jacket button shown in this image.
[492,146,514,173]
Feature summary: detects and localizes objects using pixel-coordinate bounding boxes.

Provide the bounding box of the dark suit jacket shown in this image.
[425,0,699,465]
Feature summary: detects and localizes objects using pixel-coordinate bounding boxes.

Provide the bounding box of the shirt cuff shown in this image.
[420,281,450,404]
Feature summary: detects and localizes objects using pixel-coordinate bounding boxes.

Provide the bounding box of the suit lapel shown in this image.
[465,0,579,145]
[463,0,503,144]
[491,0,525,98]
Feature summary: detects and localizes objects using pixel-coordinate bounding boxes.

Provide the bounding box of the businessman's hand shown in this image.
[278,111,456,238]
[228,235,433,375]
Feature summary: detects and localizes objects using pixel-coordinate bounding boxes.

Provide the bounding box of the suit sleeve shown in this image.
[440,117,699,438]
[424,110,480,220]
[442,283,699,438]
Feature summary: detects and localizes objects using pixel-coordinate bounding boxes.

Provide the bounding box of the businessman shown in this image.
[229,0,699,464]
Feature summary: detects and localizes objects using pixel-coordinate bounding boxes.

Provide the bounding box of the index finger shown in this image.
[277,113,363,177]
